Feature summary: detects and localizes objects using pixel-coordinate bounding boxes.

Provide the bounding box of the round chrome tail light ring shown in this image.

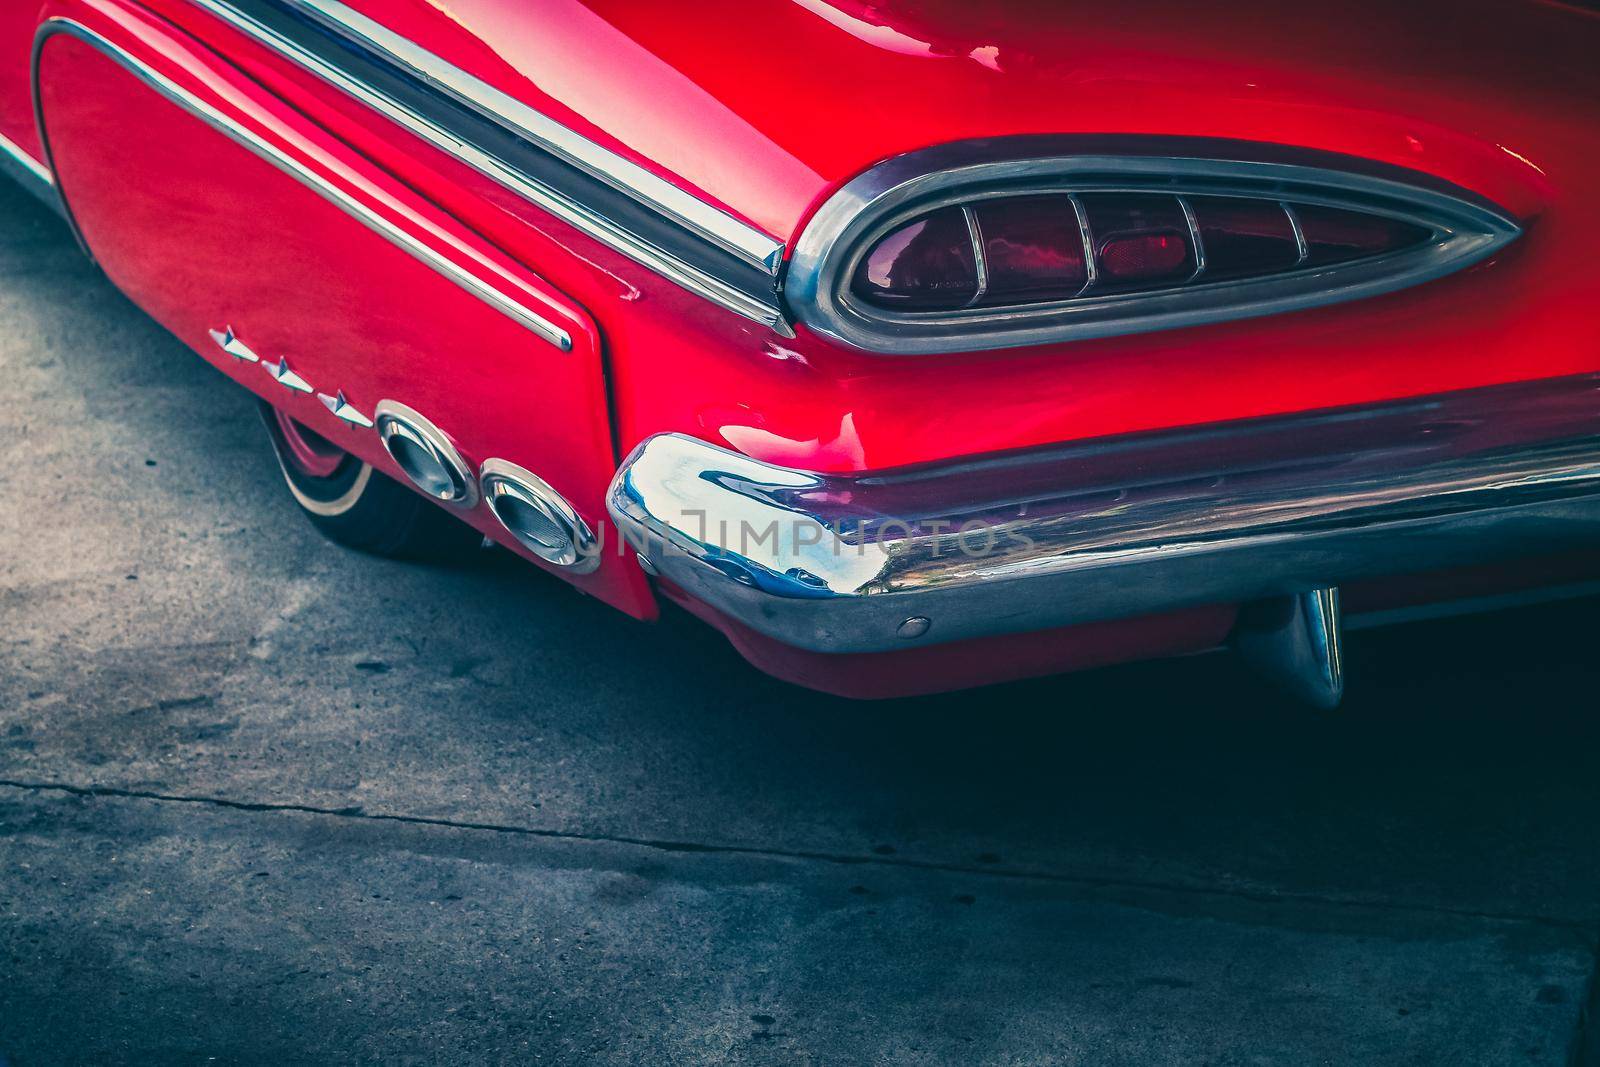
[373,401,478,509]
[479,459,599,574]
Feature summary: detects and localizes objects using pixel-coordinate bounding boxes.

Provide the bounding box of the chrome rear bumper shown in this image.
[607,375,1600,655]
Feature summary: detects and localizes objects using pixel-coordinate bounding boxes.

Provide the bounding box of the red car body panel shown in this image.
[0,5,42,160]
[5,0,1599,697]
[34,0,654,617]
[154,0,1588,247]
[671,589,1242,701]
[115,0,1600,475]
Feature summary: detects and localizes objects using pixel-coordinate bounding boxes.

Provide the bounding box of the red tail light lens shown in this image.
[1099,233,1190,282]
[1186,195,1301,279]
[850,206,977,308]
[1079,194,1196,289]
[1293,204,1431,267]
[790,149,1522,354]
[847,192,1436,313]
[970,195,1089,306]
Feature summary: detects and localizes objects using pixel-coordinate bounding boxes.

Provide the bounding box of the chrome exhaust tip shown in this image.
[373,401,478,508]
[479,459,599,573]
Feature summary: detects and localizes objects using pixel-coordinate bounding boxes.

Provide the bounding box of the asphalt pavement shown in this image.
[4,173,1600,1065]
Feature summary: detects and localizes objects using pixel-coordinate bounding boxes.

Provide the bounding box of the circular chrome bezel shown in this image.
[479,458,600,573]
[373,400,479,509]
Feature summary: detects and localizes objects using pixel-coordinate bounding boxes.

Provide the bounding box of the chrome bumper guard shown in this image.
[606,375,1600,655]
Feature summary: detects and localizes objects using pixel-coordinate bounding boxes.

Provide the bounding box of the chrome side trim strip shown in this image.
[609,374,1600,653]
[36,20,574,351]
[0,126,63,218]
[281,0,782,274]
[0,128,51,186]
[184,0,790,330]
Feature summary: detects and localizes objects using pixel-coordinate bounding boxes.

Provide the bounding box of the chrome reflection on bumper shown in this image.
[607,375,1600,655]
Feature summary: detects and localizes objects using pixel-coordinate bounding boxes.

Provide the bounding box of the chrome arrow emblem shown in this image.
[262,356,313,394]
[317,390,374,428]
[207,326,260,364]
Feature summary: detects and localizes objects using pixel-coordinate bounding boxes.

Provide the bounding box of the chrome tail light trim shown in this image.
[785,138,1522,354]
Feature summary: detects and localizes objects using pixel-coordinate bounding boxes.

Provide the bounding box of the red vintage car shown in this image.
[3,0,1597,705]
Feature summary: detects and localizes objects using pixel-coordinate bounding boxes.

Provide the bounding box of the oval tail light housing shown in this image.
[788,143,1521,354]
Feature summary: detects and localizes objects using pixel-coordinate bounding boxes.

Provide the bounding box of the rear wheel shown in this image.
[258,400,478,559]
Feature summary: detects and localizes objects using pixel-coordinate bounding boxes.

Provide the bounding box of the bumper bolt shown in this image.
[897,616,931,640]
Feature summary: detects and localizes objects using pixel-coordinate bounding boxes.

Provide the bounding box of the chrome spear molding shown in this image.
[38,20,575,351]
[284,0,781,274]
[185,0,789,331]
[609,374,1600,654]
[0,127,56,209]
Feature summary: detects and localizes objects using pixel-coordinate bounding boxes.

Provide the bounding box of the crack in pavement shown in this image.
[2,776,1592,933]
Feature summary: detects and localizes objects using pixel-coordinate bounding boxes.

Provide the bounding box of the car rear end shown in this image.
[593,0,1600,699]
